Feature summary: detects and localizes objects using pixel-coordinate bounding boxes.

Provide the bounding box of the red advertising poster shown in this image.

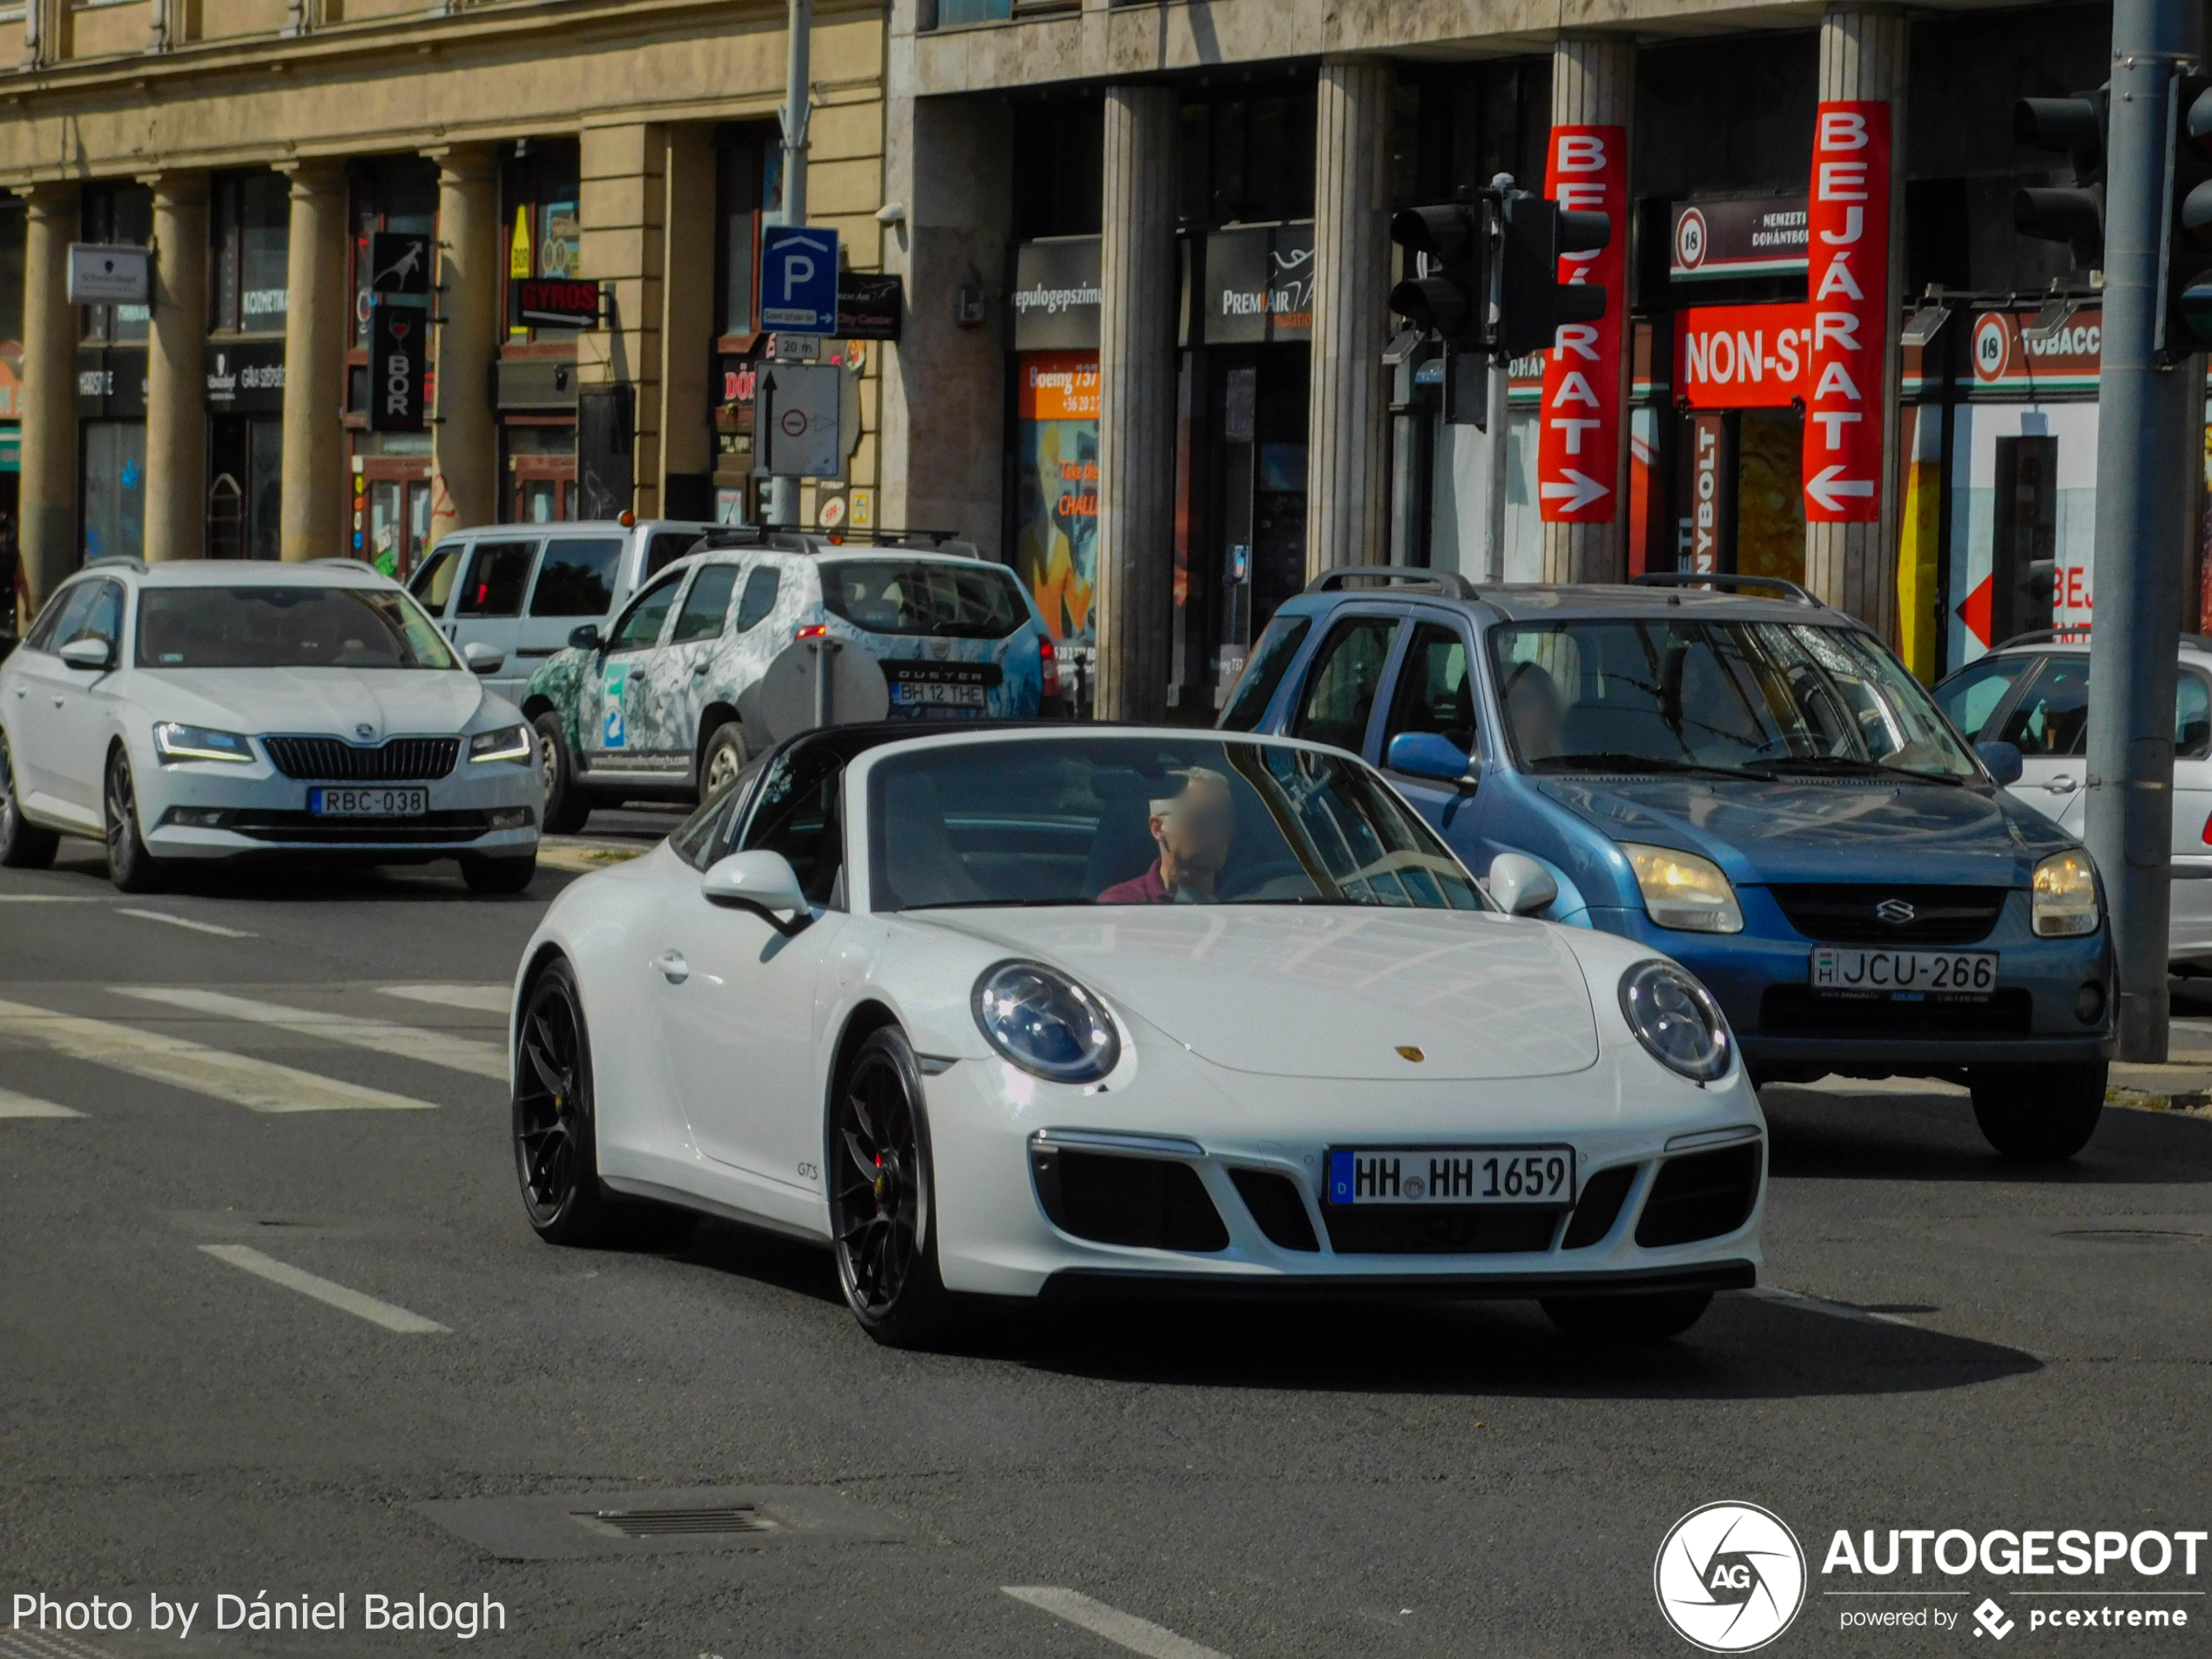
[1538,125,1628,523]
[1674,303,1812,408]
[1802,101,1890,523]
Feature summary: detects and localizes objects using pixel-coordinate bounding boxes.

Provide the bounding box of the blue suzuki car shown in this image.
[1224,570,2114,1161]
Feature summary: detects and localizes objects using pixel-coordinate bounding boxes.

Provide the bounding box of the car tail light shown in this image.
[2202,809,2212,845]
[1040,633,1059,700]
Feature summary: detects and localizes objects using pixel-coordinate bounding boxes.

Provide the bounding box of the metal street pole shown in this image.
[767,0,813,530]
[2086,0,2202,1062]
[1483,174,1514,583]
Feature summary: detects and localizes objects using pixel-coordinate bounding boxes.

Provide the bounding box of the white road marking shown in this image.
[199,1244,448,1333]
[0,894,108,903]
[1748,1286,1919,1327]
[0,1086,84,1119]
[114,986,507,1081]
[379,982,511,1014]
[1002,1588,1230,1659]
[0,998,438,1113]
[117,907,257,939]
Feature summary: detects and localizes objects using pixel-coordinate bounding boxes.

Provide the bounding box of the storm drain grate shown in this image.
[574,1505,779,1538]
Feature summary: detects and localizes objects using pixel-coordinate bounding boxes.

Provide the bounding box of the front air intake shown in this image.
[1030,1147,1229,1252]
[1635,1143,1762,1247]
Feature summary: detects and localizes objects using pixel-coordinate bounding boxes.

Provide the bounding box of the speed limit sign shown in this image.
[1972,313,2010,384]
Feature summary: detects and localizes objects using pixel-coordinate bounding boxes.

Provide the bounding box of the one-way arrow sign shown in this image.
[1539,470,1612,514]
[1804,465,1877,514]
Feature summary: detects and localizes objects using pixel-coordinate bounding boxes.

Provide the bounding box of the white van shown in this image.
[408,519,715,706]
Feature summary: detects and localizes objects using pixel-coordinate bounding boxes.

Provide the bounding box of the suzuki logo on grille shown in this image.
[354,724,375,741]
[1876,899,1916,925]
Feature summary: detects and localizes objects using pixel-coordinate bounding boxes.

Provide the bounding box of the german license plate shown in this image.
[1327,1146,1575,1206]
[891,680,988,708]
[308,786,428,817]
[1811,948,1998,997]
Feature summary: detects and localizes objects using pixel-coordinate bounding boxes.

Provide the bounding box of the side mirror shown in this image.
[1975,740,2025,786]
[1386,730,1478,786]
[702,849,811,925]
[568,624,601,652]
[463,641,505,676]
[1487,852,1559,918]
[58,637,113,671]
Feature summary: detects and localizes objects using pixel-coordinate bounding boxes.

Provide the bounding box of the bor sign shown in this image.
[368,304,427,433]
[1538,126,1627,523]
[1802,103,1889,522]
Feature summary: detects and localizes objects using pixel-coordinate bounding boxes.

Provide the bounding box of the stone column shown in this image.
[16,183,78,610]
[658,125,716,515]
[426,144,499,547]
[1541,34,1635,587]
[1804,5,1908,637]
[143,171,208,563]
[1094,85,1177,724]
[1307,56,1392,577]
[278,159,350,562]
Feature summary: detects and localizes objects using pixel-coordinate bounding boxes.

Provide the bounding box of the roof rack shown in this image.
[1992,626,2212,652]
[84,555,148,572]
[1304,564,1479,600]
[1629,571,1824,607]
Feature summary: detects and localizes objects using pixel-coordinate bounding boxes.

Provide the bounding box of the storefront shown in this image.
[347,158,438,573]
[204,169,290,561]
[497,139,583,523]
[1009,235,1100,644]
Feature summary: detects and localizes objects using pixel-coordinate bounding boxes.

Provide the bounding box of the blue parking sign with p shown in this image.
[759,226,840,333]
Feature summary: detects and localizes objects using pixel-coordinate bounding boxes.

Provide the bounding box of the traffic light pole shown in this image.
[767,0,812,531]
[2088,0,2202,1062]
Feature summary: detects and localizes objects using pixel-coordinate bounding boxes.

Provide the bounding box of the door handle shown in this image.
[691,661,711,677]
[655,950,691,985]
[2046,775,2080,794]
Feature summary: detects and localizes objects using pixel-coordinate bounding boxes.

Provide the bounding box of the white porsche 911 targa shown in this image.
[509,723,1765,1345]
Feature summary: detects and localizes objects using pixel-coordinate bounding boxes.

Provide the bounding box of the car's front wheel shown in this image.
[0,732,58,869]
[513,960,613,1244]
[461,852,536,894]
[829,1026,955,1347]
[698,718,752,801]
[1969,1061,2107,1161]
[104,747,165,894]
[1541,1291,1713,1343]
[534,713,592,835]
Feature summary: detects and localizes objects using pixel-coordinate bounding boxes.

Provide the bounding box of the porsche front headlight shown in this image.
[1619,960,1734,1083]
[2033,850,2101,937]
[1622,842,1743,934]
[973,961,1121,1083]
[469,724,533,765]
[152,722,255,765]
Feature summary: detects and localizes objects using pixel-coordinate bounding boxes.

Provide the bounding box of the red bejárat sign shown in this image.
[1538,125,1628,523]
[1802,101,1889,523]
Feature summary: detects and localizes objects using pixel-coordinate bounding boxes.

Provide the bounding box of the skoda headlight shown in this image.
[469,724,533,765]
[1622,842,1743,934]
[152,722,254,765]
[973,961,1121,1083]
[2033,850,2101,937]
[1619,960,1734,1083]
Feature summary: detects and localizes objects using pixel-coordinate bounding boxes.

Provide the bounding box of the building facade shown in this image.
[879,0,2207,718]
[0,0,890,620]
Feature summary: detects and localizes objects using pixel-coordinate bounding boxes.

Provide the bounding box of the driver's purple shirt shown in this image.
[1096,858,1171,904]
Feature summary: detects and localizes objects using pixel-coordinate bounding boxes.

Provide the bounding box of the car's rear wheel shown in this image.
[104,747,165,894]
[0,732,58,869]
[514,960,613,1244]
[830,1026,955,1346]
[1541,1291,1713,1343]
[534,713,592,835]
[1969,1060,2107,1161]
[461,852,536,894]
[698,718,752,801]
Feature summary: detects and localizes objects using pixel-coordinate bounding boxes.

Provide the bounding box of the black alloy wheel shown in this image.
[513,961,610,1244]
[830,1027,954,1345]
[0,732,59,868]
[104,747,165,894]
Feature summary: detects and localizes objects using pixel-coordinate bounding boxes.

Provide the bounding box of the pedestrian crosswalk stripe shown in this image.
[199,1244,448,1333]
[117,907,258,939]
[114,987,508,1081]
[0,1086,84,1119]
[1002,1588,1230,1659]
[379,981,510,1014]
[0,998,439,1114]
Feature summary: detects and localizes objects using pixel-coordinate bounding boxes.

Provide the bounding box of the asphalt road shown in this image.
[5,831,2212,1658]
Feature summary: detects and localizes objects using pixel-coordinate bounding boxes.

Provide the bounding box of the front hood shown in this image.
[1537,774,2070,887]
[919,906,1601,1080]
[132,666,495,739]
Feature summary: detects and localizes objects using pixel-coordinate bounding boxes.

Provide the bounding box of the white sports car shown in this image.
[509,724,1766,1345]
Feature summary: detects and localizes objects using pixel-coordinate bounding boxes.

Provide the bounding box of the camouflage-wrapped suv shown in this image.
[522,536,1053,831]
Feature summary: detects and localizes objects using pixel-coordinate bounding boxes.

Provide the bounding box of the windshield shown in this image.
[820,558,1027,639]
[1491,618,1979,781]
[135,585,461,671]
[868,736,1483,911]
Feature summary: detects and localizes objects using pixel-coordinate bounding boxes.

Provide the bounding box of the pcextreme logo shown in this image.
[1656,1502,1809,1653]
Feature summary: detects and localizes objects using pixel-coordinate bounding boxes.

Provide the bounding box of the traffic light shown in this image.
[2013,89,2107,270]
[1494,192,1610,360]
[2163,75,2212,350]
[1389,203,1486,347]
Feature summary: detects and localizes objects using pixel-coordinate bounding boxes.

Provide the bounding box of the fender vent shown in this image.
[1561,1164,1638,1250]
[575,1506,775,1538]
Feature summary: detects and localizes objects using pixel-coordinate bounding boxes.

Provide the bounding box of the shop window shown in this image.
[351,159,439,351]
[502,139,583,343]
[1387,61,1553,212]
[82,420,145,561]
[207,415,281,561]
[1012,102,1103,239]
[1991,435,2060,645]
[1178,84,1316,228]
[0,199,24,353]
[79,183,152,345]
[211,171,289,336]
[715,131,776,341]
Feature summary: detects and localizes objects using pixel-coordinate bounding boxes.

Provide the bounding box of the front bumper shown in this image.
[920,1038,1767,1301]
[138,745,541,861]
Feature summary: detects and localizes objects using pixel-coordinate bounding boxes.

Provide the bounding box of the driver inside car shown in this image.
[1096,767,1235,904]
